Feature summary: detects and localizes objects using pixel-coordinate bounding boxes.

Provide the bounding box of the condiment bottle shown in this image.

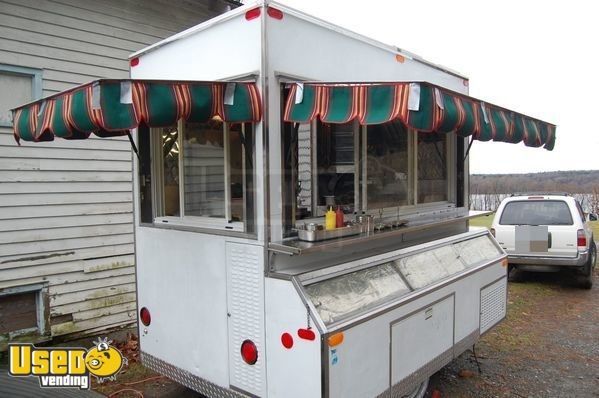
[335,206,344,228]
[325,207,336,230]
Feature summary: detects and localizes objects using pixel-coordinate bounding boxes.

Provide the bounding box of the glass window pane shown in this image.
[183,120,225,218]
[161,126,180,216]
[0,73,32,125]
[453,235,503,266]
[417,133,447,203]
[499,200,573,226]
[366,121,410,209]
[229,124,245,222]
[395,246,463,289]
[304,262,410,325]
[317,122,355,209]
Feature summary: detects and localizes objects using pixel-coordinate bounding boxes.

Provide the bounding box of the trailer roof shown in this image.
[129,1,468,81]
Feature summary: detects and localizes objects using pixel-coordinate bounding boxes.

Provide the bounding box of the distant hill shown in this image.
[471,170,599,194]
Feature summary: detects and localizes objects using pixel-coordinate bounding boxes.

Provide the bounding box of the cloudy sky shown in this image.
[276,0,599,174]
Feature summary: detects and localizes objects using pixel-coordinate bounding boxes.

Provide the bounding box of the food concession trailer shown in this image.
[11,2,556,397]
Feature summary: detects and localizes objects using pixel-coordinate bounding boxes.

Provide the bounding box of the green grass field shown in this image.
[590,220,599,237]
[470,213,494,229]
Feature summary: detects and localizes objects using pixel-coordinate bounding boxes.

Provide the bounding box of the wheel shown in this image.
[508,265,524,282]
[580,242,596,289]
[403,377,429,398]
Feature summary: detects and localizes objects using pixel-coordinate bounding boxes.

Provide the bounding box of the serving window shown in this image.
[138,120,255,233]
[283,119,455,236]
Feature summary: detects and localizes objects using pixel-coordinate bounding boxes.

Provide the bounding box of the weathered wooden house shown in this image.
[0,0,236,349]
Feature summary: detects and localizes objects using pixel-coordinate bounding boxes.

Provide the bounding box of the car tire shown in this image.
[508,265,524,282]
[580,242,596,290]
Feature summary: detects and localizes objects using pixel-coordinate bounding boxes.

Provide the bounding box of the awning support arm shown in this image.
[463,136,475,162]
[127,132,140,161]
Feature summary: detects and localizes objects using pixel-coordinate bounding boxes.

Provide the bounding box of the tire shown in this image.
[580,242,596,289]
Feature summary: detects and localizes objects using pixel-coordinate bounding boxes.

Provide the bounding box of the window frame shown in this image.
[0,283,48,338]
[150,120,253,233]
[0,64,42,127]
[289,122,458,228]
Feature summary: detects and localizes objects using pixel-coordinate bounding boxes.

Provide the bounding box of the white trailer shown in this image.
[11,1,556,397]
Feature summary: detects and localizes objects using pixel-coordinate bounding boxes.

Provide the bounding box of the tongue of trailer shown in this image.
[11,79,554,151]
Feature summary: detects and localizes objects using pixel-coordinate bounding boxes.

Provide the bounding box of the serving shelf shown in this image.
[269,210,491,256]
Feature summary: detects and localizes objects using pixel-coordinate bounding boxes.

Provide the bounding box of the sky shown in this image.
[274,0,599,174]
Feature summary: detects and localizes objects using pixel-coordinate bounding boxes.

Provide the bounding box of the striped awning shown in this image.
[283,82,556,150]
[12,79,262,143]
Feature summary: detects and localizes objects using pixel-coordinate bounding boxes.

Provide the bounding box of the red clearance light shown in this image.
[281,333,293,349]
[577,229,586,247]
[528,196,544,200]
[139,307,151,326]
[240,340,258,365]
[245,7,261,21]
[267,6,283,20]
[130,57,140,67]
[297,328,315,341]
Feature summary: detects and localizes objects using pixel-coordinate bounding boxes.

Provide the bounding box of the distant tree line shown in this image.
[469,170,599,213]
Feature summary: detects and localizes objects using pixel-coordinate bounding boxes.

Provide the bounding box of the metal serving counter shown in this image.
[269,210,491,256]
[289,228,505,332]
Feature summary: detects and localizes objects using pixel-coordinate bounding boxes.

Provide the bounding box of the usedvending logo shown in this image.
[8,337,127,389]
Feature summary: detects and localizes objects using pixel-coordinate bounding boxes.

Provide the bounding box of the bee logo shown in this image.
[85,338,127,383]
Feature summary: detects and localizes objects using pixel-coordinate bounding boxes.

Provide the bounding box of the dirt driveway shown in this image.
[427,268,599,398]
[91,267,598,398]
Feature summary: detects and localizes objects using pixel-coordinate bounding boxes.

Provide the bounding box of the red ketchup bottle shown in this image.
[335,206,344,228]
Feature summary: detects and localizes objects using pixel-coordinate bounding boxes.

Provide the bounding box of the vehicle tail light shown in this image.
[267,6,283,19]
[241,340,258,365]
[490,228,496,237]
[140,307,151,326]
[577,229,586,248]
[245,7,261,21]
[130,57,140,67]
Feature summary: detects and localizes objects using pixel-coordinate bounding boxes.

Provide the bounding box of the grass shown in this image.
[469,213,494,229]
[590,221,599,241]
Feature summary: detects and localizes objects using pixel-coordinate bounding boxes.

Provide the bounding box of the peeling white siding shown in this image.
[0,0,231,347]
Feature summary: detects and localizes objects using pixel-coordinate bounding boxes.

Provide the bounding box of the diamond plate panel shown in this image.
[141,351,248,398]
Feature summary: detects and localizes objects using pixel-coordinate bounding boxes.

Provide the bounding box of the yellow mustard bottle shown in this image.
[325,206,337,230]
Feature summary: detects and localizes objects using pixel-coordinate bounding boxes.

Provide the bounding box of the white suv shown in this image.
[491,193,596,289]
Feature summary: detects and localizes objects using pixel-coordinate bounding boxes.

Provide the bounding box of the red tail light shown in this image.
[240,340,258,365]
[577,229,586,248]
[245,7,261,21]
[130,57,140,67]
[140,307,151,326]
[267,6,283,20]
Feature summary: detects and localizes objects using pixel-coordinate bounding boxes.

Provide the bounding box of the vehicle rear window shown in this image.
[499,200,573,226]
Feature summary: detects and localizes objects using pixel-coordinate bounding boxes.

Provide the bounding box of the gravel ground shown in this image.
[427,267,599,398]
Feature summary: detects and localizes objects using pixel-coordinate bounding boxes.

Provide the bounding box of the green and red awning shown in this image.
[12,79,262,143]
[283,82,556,150]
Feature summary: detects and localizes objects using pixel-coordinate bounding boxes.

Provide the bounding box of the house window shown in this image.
[0,65,42,127]
[147,119,255,233]
[0,284,47,338]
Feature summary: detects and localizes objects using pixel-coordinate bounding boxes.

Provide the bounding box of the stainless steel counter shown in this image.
[268,210,491,256]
